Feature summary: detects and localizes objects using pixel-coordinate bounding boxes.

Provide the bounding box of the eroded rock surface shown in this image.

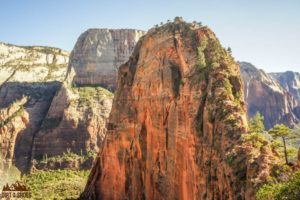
[32,84,113,160]
[240,62,299,129]
[0,43,69,173]
[68,29,145,90]
[0,82,60,172]
[31,29,145,169]
[80,21,275,200]
[0,42,69,84]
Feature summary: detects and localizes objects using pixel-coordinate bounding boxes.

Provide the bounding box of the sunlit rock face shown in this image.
[68,29,145,90]
[80,21,276,200]
[0,42,69,84]
[240,62,299,129]
[270,71,300,104]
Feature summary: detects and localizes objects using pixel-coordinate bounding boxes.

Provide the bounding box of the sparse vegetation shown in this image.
[39,148,96,164]
[22,169,89,200]
[73,85,113,105]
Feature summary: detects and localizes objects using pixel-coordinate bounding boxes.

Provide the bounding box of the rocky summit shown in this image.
[79,20,275,200]
[68,29,145,90]
[240,62,299,129]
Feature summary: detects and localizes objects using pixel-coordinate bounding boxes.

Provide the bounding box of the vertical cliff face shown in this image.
[0,82,61,172]
[68,29,145,90]
[0,96,29,171]
[240,62,299,129]
[80,21,274,200]
[31,29,144,168]
[0,43,69,173]
[32,84,113,160]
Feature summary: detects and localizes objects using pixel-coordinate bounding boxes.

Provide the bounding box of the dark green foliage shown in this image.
[256,171,300,200]
[227,47,232,54]
[41,117,62,130]
[249,112,265,133]
[197,36,208,70]
[269,124,295,164]
[243,132,267,149]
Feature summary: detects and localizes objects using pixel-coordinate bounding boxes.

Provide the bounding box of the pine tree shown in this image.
[249,112,265,133]
[268,124,292,164]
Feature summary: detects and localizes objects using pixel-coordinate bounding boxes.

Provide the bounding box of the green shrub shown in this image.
[40,149,96,164]
[73,86,113,105]
[256,171,300,200]
[197,36,208,69]
[22,169,89,200]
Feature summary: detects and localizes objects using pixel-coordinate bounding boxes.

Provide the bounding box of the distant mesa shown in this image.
[67,28,145,90]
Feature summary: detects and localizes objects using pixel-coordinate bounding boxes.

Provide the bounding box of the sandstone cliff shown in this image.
[31,29,144,170]
[0,42,69,84]
[1,28,144,173]
[0,43,69,173]
[80,20,275,200]
[67,29,145,90]
[32,84,113,161]
[240,62,299,129]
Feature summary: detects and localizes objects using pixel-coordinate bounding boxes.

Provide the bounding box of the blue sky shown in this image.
[1,0,299,72]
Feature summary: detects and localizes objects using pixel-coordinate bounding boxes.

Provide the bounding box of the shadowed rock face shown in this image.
[0,43,69,173]
[68,29,145,90]
[80,21,274,200]
[240,62,299,129]
[0,82,60,172]
[32,84,113,161]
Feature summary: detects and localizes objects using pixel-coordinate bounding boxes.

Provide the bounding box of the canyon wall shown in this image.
[240,62,299,129]
[31,29,145,170]
[0,43,68,172]
[270,71,300,104]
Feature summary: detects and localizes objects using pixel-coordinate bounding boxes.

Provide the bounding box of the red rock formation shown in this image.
[80,21,274,200]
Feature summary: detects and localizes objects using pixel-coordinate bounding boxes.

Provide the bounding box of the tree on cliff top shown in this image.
[268,124,293,165]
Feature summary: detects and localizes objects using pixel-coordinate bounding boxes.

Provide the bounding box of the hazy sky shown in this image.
[1,0,299,72]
